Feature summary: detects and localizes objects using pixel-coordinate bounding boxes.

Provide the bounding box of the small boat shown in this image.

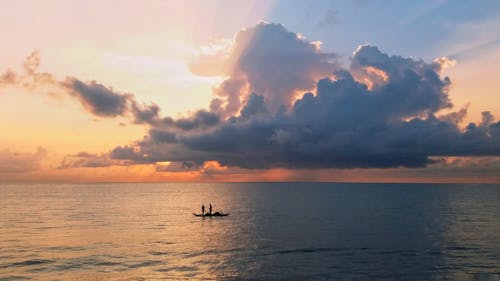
[193,212,229,217]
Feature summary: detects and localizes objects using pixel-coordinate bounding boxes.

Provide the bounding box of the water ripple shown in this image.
[1,182,500,280]
[0,259,55,269]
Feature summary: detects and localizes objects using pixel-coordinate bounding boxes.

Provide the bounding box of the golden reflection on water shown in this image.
[2,183,500,280]
[0,183,251,280]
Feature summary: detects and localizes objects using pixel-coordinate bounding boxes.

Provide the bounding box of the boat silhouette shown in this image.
[193,211,229,217]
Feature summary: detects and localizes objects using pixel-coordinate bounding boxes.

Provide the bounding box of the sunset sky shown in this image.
[1,0,499,182]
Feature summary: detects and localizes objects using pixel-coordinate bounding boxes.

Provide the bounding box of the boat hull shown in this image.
[193,213,229,217]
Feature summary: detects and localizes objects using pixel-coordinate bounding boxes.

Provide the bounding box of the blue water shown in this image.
[1,182,499,280]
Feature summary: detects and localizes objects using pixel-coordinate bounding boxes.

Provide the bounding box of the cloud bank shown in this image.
[1,23,499,174]
[108,23,499,170]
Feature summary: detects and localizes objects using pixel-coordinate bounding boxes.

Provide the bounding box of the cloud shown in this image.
[349,45,452,117]
[1,51,56,90]
[23,51,41,76]
[109,146,143,161]
[158,110,220,131]
[58,151,114,168]
[0,51,135,118]
[0,147,47,173]
[190,22,338,116]
[62,77,133,117]
[155,161,200,172]
[437,156,500,169]
[108,24,500,170]
[3,23,500,174]
[131,102,161,124]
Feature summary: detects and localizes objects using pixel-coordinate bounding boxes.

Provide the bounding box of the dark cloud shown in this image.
[109,24,500,169]
[350,45,452,117]
[439,106,468,124]
[109,146,141,161]
[62,78,132,117]
[0,51,136,118]
[239,93,269,120]
[0,52,222,127]
[2,23,500,173]
[158,110,220,131]
[0,147,47,173]
[131,102,161,124]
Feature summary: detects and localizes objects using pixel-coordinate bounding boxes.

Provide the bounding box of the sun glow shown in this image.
[0,1,498,183]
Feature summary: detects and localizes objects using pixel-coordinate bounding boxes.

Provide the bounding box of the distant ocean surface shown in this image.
[1,183,499,281]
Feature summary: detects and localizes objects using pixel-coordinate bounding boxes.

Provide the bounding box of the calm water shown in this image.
[1,183,499,281]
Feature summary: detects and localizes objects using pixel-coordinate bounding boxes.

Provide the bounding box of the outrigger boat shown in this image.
[193,211,229,217]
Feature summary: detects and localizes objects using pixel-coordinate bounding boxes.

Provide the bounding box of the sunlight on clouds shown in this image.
[193,38,234,57]
[434,56,457,72]
[441,48,500,124]
[354,66,389,90]
[0,1,498,183]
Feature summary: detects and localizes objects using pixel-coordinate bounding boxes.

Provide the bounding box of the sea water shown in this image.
[1,182,499,280]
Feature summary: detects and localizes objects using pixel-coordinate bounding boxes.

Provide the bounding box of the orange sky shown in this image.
[1,1,499,183]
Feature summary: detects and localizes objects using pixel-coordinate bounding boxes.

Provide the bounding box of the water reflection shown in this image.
[1,183,499,280]
[437,184,500,278]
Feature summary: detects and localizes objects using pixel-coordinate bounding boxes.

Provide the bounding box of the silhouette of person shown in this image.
[202,204,205,216]
[209,203,212,215]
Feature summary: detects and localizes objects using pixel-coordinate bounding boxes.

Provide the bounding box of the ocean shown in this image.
[1,182,499,280]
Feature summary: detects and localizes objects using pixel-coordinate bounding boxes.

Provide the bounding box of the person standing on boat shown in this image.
[202,204,205,216]
[209,203,212,215]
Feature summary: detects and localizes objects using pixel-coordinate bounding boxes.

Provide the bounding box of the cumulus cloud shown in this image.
[190,22,338,116]
[0,147,47,173]
[107,23,500,170]
[3,23,500,173]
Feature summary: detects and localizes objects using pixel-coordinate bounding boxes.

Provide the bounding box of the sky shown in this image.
[1,0,499,183]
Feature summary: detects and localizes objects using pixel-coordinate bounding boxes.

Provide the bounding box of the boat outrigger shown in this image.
[193,211,229,217]
[196,203,228,217]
